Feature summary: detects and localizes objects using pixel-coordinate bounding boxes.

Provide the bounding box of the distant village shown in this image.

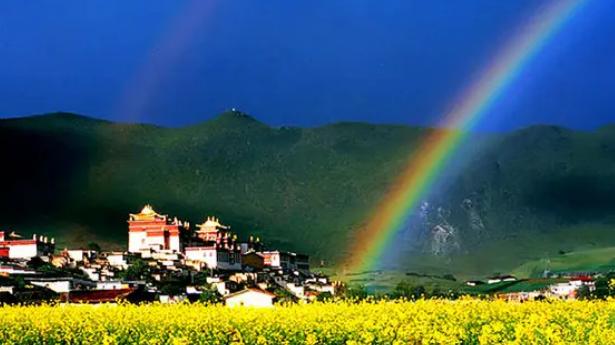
[0,204,606,306]
[0,205,337,307]
[461,273,599,302]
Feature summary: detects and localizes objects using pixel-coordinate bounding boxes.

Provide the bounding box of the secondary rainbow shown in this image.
[344,0,586,272]
[116,1,217,123]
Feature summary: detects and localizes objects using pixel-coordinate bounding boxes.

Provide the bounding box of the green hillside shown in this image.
[1,112,615,276]
[512,246,615,278]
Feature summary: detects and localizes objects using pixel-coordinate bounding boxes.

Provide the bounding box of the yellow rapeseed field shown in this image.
[0,299,614,344]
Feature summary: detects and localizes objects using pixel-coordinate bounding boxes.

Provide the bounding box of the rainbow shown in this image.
[344,0,586,272]
[116,1,218,124]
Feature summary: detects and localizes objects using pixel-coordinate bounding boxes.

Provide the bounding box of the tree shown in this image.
[274,288,296,304]
[576,285,591,300]
[87,242,101,252]
[343,284,369,300]
[316,292,333,302]
[159,281,185,296]
[121,259,148,281]
[393,281,426,299]
[193,271,209,286]
[198,287,221,304]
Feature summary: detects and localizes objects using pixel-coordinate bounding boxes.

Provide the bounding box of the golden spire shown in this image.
[129,204,164,221]
[196,216,230,231]
[141,204,155,215]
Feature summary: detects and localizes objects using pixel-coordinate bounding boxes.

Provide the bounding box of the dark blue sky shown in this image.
[0,0,613,130]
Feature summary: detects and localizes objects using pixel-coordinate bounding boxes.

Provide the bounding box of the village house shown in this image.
[66,249,97,263]
[224,288,276,307]
[26,277,95,293]
[487,275,517,284]
[105,252,130,270]
[241,251,265,271]
[0,231,55,260]
[261,251,310,273]
[305,281,335,295]
[0,286,14,294]
[550,276,595,299]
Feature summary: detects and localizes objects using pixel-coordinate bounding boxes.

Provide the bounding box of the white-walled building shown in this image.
[224,288,275,308]
[487,275,517,284]
[106,252,129,270]
[0,232,55,260]
[550,277,595,299]
[67,249,96,263]
[260,251,309,272]
[27,277,95,293]
[81,267,100,281]
[185,246,241,271]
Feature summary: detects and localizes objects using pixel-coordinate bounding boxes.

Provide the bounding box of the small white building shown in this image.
[67,249,96,263]
[28,277,95,293]
[550,277,595,299]
[0,265,37,275]
[185,247,241,271]
[260,251,309,272]
[286,283,305,298]
[0,232,55,260]
[81,267,100,281]
[224,288,275,308]
[0,286,14,294]
[306,282,335,295]
[487,275,517,284]
[106,252,129,270]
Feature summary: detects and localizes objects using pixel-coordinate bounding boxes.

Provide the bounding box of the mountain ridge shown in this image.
[2,112,615,276]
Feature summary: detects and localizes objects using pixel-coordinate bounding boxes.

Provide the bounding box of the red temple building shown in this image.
[128,205,187,253]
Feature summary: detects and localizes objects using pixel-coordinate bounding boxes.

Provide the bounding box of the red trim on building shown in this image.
[185,246,216,251]
[0,240,37,246]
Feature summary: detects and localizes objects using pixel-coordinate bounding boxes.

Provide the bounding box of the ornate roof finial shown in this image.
[141,204,155,215]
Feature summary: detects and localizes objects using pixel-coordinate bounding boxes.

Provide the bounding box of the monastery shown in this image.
[128,205,186,253]
[127,205,305,272]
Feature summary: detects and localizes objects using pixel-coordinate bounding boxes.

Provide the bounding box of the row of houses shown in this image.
[0,205,333,307]
[465,275,597,301]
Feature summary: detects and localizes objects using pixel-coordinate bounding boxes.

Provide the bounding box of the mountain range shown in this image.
[2,111,615,277]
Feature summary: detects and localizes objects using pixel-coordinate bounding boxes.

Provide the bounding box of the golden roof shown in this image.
[129,204,166,221]
[196,216,230,231]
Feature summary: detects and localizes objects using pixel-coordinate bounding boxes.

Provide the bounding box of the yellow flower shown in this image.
[0,298,612,344]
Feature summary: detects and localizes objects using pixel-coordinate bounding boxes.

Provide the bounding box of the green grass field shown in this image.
[512,246,615,278]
